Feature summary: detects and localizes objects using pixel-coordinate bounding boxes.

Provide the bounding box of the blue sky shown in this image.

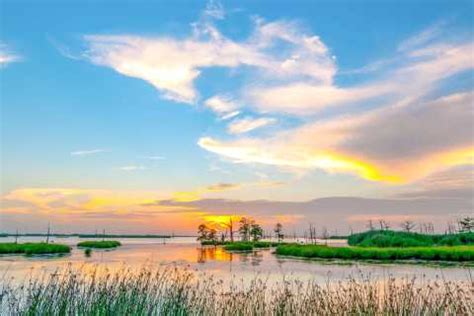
[1,0,473,233]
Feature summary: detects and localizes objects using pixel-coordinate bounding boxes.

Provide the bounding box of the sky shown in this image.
[0,0,473,235]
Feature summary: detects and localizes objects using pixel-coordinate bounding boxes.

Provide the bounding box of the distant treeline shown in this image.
[348,230,474,247]
[0,233,175,238]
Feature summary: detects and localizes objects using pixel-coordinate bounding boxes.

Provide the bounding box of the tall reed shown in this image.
[1,264,472,315]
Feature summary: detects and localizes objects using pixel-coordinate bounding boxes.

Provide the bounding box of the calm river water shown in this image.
[0,236,471,284]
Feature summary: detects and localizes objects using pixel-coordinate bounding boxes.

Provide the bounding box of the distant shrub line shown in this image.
[348,230,474,248]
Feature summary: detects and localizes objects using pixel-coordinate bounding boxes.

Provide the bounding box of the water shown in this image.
[0,236,470,285]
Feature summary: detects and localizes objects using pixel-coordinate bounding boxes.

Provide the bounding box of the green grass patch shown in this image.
[223,242,254,251]
[77,240,121,248]
[276,244,474,262]
[0,242,71,255]
[348,230,474,247]
[222,241,283,251]
[200,240,229,246]
[253,241,281,248]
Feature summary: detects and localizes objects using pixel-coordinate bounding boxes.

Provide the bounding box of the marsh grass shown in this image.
[0,243,70,255]
[0,264,472,315]
[77,240,121,248]
[348,230,474,247]
[223,242,254,251]
[276,244,474,262]
[222,241,282,251]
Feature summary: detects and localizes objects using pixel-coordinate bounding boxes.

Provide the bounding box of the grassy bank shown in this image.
[276,244,474,262]
[1,265,471,315]
[0,242,70,255]
[348,230,474,247]
[77,240,121,248]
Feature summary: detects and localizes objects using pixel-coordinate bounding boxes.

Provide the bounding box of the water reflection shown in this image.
[196,247,266,266]
[197,246,233,263]
[1,238,471,286]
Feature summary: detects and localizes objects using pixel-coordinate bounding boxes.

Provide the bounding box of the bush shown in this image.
[77,241,121,248]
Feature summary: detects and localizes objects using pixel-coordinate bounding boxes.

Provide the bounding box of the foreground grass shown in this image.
[1,265,472,315]
[348,230,474,247]
[276,244,474,262]
[0,242,70,255]
[77,240,121,248]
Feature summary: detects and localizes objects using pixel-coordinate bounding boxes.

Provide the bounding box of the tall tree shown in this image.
[197,224,209,242]
[208,228,218,244]
[458,217,474,232]
[250,223,263,242]
[367,220,375,231]
[274,223,284,242]
[401,220,416,232]
[223,216,235,242]
[378,219,390,231]
[239,217,252,241]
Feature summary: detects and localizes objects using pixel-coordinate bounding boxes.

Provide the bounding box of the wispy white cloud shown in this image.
[70,149,107,156]
[204,95,240,119]
[83,15,334,105]
[227,117,276,134]
[142,155,165,160]
[397,21,446,52]
[200,92,474,183]
[119,165,147,171]
[203,0,225,20]
[0,43,20,66]
[79,8,473,185]
[220,111,240,120]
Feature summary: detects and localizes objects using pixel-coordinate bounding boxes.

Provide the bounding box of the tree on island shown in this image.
[401,220,416,232]
[197,224,218,244]
[274,223,284,242]
[458,216,474,232]
[378,219,390,231]
[238,217,252,241]
[223,216,236,242]
[250,223,263,242]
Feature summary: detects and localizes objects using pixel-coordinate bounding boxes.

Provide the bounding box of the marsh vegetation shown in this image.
[77,240,122,248]
[276,244,474,262]
[1,265,472,315]
[348,230,474,247]
[0,242,70,255]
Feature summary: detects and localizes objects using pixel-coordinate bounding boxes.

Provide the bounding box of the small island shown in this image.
[77,240,122,249]
[276,230,474,263]
[0,242,71,255]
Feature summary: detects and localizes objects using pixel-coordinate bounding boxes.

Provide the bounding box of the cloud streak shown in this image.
[227,117,276,134]
[70,149,107,156]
